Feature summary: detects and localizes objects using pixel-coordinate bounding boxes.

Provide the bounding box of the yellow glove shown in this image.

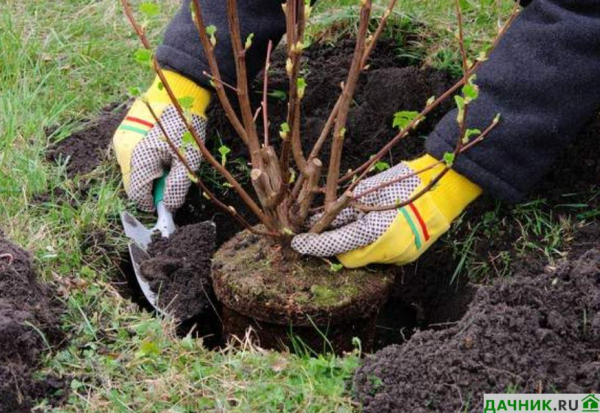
[113,71,211,212]
[291,154,482,268]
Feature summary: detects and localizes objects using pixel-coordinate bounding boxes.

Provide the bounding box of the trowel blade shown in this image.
[128,242,166,316]
[120,211,153,250]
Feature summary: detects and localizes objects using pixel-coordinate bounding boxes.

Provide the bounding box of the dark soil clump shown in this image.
[354,248,600,412]
[0,230,67,412]
[46,101,128,176]
[140,222,217,321]
[212,229,395,352]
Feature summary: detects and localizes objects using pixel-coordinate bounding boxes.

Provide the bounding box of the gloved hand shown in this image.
[113,71,211,212]
[291,154,482,268]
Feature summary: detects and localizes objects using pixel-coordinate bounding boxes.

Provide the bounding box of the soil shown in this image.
[212,229,394,352]
[46,101,129,176]
[140,221,217,321]
[0,230,67,412]
[354,245,600,412]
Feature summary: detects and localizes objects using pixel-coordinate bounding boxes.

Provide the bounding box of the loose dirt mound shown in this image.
[354,248,600,412]
[140,221,217,320]
[46,102,128,176]
[0,231,66,412]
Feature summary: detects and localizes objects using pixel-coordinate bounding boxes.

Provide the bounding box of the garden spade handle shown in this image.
[153,171,176,238]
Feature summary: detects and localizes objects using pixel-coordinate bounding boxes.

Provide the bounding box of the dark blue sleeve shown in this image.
[426,0,600,202]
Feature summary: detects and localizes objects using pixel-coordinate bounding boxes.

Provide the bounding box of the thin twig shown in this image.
[202,71,239,93]
[262,41,273,147]
[352,120,495,200]
[191,0,248,144]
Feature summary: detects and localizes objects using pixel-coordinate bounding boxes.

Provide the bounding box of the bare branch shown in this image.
[324,0,372,207]
[262,41,274,147]
[191,0,248,144]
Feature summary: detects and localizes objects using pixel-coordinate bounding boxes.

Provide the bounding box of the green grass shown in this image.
[1,0,593,411]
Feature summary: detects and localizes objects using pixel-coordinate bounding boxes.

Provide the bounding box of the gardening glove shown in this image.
[291,154,482,268]
[113,71,211,212]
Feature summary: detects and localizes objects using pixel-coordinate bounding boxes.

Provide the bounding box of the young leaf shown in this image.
[206,25,217,36]
[245,33,255,50]
[462,83,479,103]
[455,95,466,124]
[279,122,290,140]
[134,49,152,65]
[374,161,391,172]
[206,25,217,47]
[128,86,141,97]
[178,96,195,110]
[268,90,287,101]
[182,131,195,147]
[426,96,436,106]
[218,145,232,166]
[297,78,307,99]
[139,2,160,17]
[157,82,164,91]
[392,111,419,130]
[463,128,481,143]
[443,152,456,167]
[329,263,344,273]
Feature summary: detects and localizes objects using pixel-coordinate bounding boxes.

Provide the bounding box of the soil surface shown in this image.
[354,245,600,412]
[0,230,67,412]
[140,221,217,321]
[46,101,129,176]
[213,229,394,326]
[212,229,394,352]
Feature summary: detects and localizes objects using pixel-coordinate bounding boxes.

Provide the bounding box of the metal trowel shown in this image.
[120,172,175,316]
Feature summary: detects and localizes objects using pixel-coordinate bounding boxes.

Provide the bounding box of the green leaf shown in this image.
[297,78,307,98]
[374,161,390,172]
[157,82,164,91]
[134,49,152,65]
[178,96,195,110]
[218,145,231,166]
[329,263,344,273]
[206,25,217,36]
[245,33,255,50]
[454,96,465,124]
[279,122,290,139]
[462,83,479,103]
[268,89,287,101]
[206,25,217,46]
[128,86,141,97]
[443,152,456,167]
[182,131,195,146]
[463,128,481,144]
[392,111,419,130]
[454,95,465,110]
[139,2,160,17]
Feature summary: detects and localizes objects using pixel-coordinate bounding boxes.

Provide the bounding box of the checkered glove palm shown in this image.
[292,163,421,257]
[127,105,206,212]
[291,155,482,268]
